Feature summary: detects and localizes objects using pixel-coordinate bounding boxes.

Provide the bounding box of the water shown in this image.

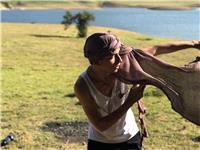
[1,7,200,40]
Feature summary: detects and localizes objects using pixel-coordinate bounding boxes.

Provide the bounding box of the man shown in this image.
[74,32,199,150]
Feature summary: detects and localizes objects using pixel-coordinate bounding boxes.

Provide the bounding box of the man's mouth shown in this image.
[114,65,120,70]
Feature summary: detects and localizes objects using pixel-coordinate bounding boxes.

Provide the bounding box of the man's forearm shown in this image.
[146,40,200,56]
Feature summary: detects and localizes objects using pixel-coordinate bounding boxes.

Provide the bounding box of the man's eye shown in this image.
[106,55,114,59]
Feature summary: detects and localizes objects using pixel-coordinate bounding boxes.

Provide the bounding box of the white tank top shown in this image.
[80,71,139,143]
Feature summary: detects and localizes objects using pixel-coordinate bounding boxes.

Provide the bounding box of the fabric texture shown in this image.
[117,47,200,125]
[80,70,139,143]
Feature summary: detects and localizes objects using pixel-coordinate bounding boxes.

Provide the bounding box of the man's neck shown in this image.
[88,66,113,83]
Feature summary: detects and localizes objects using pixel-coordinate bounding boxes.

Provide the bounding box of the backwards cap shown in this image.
[84,32,122,61]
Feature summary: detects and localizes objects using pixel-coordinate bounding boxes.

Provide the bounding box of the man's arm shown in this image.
[143,40,200,56]
[74,77,145,132]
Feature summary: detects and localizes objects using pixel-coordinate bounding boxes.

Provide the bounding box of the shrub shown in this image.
[61,11,95,37]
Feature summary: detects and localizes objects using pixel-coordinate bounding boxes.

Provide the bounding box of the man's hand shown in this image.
[126,84,146,107]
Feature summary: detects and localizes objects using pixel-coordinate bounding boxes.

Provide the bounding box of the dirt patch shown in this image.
[41,121,88,143]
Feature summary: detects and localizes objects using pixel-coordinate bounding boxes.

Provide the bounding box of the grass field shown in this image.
[1,23,200,149]
[1,0,200,10]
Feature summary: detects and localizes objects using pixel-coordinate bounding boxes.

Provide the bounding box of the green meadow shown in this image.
[1,23,200,149]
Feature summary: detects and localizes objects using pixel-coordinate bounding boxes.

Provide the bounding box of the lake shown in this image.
[1,7,200,40]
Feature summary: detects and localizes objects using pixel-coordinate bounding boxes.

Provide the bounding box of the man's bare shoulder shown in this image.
[74,76,88,94]
[74,75,99,113]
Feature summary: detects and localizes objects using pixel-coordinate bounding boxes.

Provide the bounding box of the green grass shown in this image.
[1,23,200,149]
[1,0,200,10]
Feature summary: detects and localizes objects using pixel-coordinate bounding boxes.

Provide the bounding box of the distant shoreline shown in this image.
[0,5,100,11]
[1,1,200,11]
[1,6,199,11]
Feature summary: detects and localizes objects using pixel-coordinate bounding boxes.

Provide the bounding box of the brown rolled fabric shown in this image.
[117,48,200,125]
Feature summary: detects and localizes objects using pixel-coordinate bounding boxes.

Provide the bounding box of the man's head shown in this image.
[84,32,122,64]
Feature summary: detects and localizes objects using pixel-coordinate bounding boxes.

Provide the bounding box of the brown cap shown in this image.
[84,32,122,61]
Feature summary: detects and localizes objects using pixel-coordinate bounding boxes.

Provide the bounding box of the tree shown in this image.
[61,11,95,37]
[61,11,74,30]
[75,11,95,37]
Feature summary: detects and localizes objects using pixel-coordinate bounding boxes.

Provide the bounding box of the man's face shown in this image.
[97,48,122,74]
